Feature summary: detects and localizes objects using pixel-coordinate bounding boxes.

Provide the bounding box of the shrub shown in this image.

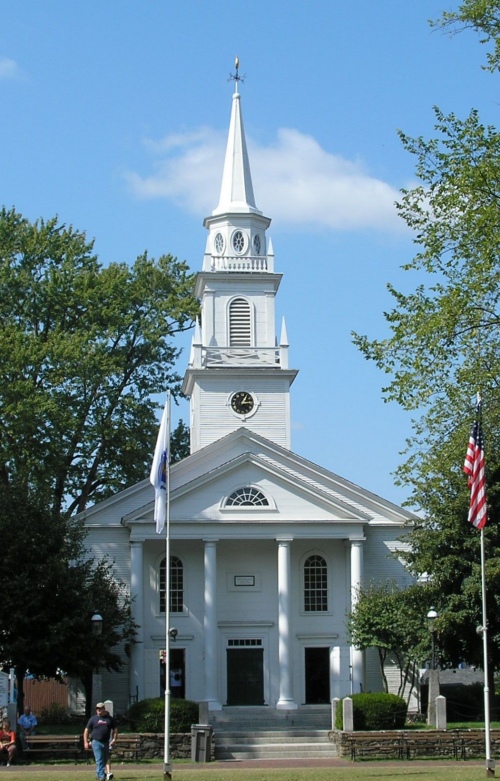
[127,697,199,732]
[38,702,73,725]
[335,692,407,730]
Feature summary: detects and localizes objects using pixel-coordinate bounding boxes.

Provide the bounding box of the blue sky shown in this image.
[0,1,495,507]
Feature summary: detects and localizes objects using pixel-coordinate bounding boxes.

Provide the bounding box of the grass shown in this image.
[0,763,494,780]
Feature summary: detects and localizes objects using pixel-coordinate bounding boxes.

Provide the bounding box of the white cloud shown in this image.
[125,126,406,234]
[0,57,22,80]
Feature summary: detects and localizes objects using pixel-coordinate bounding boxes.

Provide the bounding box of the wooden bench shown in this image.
[459,729,486,760]
[113,734,141,761]
[402,729,461,760]
[347,731,405,760]
[24,734,83,764]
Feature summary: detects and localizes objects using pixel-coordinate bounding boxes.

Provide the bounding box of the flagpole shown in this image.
[464,394,494,777]
[480,528,494,777]
[163,391,172,779]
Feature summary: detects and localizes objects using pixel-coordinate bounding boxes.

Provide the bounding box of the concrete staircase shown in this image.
[210,706,338,760]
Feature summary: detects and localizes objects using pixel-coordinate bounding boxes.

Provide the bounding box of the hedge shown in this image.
[335,692,407,730]
[127,697,199,732]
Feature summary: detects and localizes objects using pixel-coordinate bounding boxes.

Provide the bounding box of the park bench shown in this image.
[347,730,405,760]
[402,729,460,760]
[458,729,487,759]
[113,733,142,761]
[24,734,83,764]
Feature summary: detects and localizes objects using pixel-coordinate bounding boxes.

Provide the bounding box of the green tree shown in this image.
[170,419,191,463]
[349,582,432,701]
[352,0,500,678]
[0,207,199,516]
[0,486,136,716]
[433,0,500,73]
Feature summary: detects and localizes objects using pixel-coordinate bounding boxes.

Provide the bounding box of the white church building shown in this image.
[80,77,415,716]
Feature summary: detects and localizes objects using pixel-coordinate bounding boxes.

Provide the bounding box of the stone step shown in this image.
[216,730,328,741]
[210,706,331,732]
[216,732,329,745]
[215,742,337,760]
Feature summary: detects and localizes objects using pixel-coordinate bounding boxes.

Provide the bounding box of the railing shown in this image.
[209,255,269,272]
[203,346,280,366]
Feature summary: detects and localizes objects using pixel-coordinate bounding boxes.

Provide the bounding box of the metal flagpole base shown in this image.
[486,758,495,777]
[163,761,173,779]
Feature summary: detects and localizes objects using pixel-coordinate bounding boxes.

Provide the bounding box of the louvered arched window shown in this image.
[304,554,328,612]
[229,298,251,346]
[226,487,269,507]
[159,555,184,614]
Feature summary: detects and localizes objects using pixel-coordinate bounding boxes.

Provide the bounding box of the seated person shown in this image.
[0,720,17,765]
[18,705,37,749]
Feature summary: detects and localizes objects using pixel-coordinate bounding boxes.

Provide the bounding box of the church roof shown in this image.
[79,427,417,532]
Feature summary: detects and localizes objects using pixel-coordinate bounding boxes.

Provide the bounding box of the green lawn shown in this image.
[2,763,493,781]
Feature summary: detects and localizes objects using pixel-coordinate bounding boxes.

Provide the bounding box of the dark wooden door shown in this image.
[226,648,264,705]
[305,647,330,704]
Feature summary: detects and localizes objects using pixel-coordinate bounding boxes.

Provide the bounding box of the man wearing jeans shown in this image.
[84,703,117,781]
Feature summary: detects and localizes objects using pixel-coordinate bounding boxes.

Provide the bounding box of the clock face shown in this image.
[231,391,254,415]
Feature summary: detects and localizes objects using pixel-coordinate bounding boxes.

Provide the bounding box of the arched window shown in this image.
[226,487,269,507]
[159,555,184,614]
[229,298,251,347]
[304,554,328,612]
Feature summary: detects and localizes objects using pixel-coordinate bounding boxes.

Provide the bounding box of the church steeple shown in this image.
[183,64,298,453]
[212,81,260,216]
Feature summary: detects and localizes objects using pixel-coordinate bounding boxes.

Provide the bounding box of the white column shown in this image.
[130,541,144,702]
[276,538,297,709]
[204,539,222,710]
[350,539,365,693]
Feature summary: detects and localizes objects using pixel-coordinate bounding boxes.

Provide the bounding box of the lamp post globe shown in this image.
[91,612,103,636]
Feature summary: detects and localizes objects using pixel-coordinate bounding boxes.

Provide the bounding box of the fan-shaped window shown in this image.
[304,554,328,612]
[159,555,184,614]
[226,487,269,507]
[229,298,251,346]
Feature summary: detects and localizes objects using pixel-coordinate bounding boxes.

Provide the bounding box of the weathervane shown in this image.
[228,56,245,91]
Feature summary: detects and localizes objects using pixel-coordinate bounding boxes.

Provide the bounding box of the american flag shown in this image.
[463,408,487,529]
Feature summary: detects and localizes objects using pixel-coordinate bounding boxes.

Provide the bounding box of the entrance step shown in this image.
[210,705,331,731]
[210,706,336,760]
[214,731,336,760]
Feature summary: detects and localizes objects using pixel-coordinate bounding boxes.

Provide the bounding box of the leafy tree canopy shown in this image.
[433,0,500,72]
[0,207,199,516]
[353,0,500,675]
[0,485,136,716]
[349,582,432,699]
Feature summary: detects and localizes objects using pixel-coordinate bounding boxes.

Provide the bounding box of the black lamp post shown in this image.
[427,607,438,670]
[426,607,439,726]
[91,612,103,637]
[91,612,103,708]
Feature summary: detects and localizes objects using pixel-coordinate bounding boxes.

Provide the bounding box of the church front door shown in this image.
[305,647,330,704]
[226,648,264,705]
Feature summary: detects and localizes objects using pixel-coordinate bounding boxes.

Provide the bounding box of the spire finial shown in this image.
[228,56,245,93]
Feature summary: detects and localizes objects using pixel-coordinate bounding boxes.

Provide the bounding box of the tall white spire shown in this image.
[212,83,261,216]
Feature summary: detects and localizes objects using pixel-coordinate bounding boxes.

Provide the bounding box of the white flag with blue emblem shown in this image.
[150,397,170,534]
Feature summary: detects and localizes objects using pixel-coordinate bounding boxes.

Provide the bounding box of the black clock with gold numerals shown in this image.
[230,391,255,415]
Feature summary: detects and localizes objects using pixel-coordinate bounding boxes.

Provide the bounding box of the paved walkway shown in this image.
[16,757,488,771]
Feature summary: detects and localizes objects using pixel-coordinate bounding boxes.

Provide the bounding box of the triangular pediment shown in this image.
[80,428,416,537]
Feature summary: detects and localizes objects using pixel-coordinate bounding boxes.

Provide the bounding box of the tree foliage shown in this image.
[349,582,432,700]
[352,0,500,676]
[0,485,136,716]
[433,0,500,73]
[0,207,199,516]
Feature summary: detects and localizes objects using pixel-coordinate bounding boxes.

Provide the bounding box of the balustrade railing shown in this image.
[202,346,280,366]
[210,255,269,272]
